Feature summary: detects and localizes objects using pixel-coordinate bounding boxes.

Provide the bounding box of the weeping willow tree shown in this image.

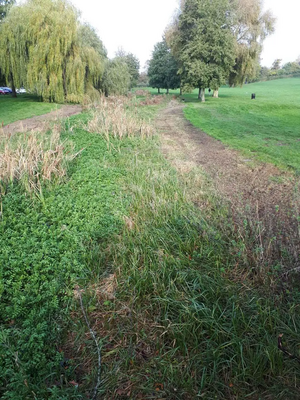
[228,0,275,86]
[0,0,106,102]
[102,59,131,96]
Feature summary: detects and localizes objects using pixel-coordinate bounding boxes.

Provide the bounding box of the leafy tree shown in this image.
[0,0,14,21]
[0,0,105,102]
[174,0,236,101]
[0,0,15,87]
[148,39,180,94]
[271,58,282,71]
[137,72,149,87]
[115,49,140,88]
[228,0,275,87]
[102,59,131,96]
[78,23,107,59]
[281,62,300,75]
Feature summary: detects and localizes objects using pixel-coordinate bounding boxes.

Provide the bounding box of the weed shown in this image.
[86,96,154,140]
[0,124,74,194]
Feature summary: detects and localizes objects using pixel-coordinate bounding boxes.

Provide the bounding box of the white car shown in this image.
[16,87,26,94]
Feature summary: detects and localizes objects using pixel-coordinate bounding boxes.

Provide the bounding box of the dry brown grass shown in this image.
[86,96,154,140]
[0,124,75,193]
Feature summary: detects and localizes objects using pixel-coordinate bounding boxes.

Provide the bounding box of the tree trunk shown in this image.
[158,88,160,94]
[213,89,219,98]
[180,87,182,95]
[198,87,205,102]
[166,88,169,94]
[11,77,17,98]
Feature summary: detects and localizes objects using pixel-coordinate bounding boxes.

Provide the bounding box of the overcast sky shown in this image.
[70,0,299,70]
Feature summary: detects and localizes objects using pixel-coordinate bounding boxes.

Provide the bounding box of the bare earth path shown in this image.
[156,101,299,269]
[2,104,82,135]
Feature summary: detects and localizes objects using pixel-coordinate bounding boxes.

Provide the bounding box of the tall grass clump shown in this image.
[0,124,75,193]
[86,96,154,140]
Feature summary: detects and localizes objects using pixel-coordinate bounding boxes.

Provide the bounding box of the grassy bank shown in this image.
[182,78,300,171]
[0,94,60,126]
[0,97,300,399]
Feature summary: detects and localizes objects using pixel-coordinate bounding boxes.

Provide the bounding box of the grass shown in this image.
[0,94,60,126]
[181,78,300,171]
[0,95,300,399]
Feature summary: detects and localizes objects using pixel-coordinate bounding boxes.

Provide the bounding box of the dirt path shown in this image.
[156,101,299,270]
[2,104,82,135]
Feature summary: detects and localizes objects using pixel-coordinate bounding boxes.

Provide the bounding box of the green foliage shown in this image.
[0,94,59,125]
[115,50,140,89]
[137,72,149,87]
[0,113,125,398]
[148,38,180,92]
[0,0,14,21]
[102,59,131,96]
[229,0,275,86]
[183,78,300,170]
[78,23,107,59]
[175,0,236,98]
[0,0,106,102]
[81,101,300,398]
[1,94,300,398]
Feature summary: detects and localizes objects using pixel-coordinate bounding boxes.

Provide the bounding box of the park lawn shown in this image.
[0,94,60,126]
[182,78,300,171]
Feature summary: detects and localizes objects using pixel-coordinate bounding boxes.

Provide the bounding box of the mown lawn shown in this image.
[182,78,300,171]
[0,94,60,125]
[0,97,300,399]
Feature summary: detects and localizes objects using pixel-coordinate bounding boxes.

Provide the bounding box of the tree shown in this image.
[148,39,180,94]
[102,59,131,96]
[78,23,107,59]
[271,58,282,71]
[281,62,300,75]
[137,72,149,87]
[0,0,15,21]
[0,0,105,102]
[229,0,275,87]
[174,0,236,101]
[115,49,140,88]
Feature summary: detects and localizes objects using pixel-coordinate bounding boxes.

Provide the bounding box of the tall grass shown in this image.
[67,99,300,399]
[0,124,75,193]
[86,96,154,141]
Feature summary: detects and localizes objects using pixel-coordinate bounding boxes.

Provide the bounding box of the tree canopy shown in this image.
[228,0,275,86]
[102,59,131,96]
[115,49,140,89]
[174,0,236,101]
[0,0,106,102]
[148,39,180,93]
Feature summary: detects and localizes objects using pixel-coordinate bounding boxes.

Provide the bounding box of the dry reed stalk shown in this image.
[86,96,154,140]
[0,123,74,193]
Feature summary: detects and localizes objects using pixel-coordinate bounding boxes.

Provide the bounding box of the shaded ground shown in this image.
[156,101,300,273]
[2,104,82,134]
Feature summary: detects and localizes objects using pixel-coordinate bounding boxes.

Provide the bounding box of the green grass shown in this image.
[182,78,300,171]
[1,99,300,399]
[0,94,60,126]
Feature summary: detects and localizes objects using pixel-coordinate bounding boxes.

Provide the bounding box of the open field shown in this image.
[141,78,300,171]
[183,78,300,171]
[0,94,60,126]
[0,95,300,398]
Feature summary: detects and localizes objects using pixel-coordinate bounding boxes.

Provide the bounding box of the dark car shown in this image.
[0,87,11,95]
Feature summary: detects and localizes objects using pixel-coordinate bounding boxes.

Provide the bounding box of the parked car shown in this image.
[3,87,12,93]
[0,87,11,95]
[16,87,26,94]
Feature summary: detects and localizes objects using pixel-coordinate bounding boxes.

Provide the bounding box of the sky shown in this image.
[69,0,299,70]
